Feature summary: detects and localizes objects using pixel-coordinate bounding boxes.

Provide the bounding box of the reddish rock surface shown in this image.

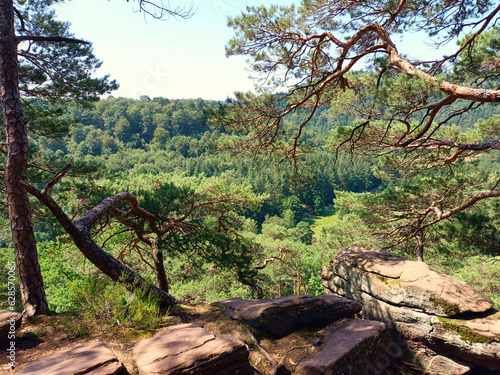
[0,310,22,344]
[321,245,494,317]
[416,349,472,375]
[294,319,388,375]
[133,322,254,375]
[15,341,122,375]
[320,245,500,374]
[216,294,362,338]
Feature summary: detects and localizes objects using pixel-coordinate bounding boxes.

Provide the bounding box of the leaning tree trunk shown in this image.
[23,174,176,307]
[0,0,48,317]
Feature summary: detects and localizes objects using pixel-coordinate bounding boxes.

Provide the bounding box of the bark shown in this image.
[152,245,169,293]
[241,277,264,299]
[361,22,500,103]
[422,189,500,229]
[238,248,287,299]
[415,231,424,262]
[0,0,48,317]
[23,177,176,307]
[137,233,169,293]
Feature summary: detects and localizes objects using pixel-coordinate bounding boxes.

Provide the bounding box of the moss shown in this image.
[429,296,460,316]
[377,274,401,288]
[437,317,497,345]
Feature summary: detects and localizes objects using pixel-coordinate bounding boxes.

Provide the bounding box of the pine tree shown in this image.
[0,0,189,316]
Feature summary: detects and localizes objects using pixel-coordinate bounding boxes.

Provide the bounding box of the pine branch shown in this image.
[16,36,90,44]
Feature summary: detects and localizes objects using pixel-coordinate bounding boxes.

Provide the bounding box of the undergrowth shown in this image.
[50,276,164,338]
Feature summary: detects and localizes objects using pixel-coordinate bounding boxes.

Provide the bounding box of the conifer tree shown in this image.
[208,0,500,248]
[0,0,189,316]
[0,0,117,316]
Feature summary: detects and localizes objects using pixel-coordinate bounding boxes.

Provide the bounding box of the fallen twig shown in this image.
[247,330,277,375]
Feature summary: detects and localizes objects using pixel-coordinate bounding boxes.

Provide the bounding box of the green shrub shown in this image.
[38,241,83,312]
[57,275,163,337]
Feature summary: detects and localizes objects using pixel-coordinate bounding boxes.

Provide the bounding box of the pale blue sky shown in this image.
[54,0,455,100]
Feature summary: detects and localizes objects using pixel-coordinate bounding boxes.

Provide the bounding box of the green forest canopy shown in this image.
[1,0,499,319]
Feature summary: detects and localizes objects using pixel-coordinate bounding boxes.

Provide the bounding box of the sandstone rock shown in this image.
[0,310,22,344]
[431,314,500,370]
[427,356,470,375]
[461,311,500,338]
[320,245,500,372]
[415,349,472,375]
[337,289,500,370]
[215,294,362,338]
[294,319,389,375]
[16,341,122,375]
[321,245,494,317]
[133,322,254,375]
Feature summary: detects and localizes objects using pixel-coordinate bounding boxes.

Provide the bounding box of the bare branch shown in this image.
[13,6,26,32]
[422,189,500,229]
[429,3,500,74]
[41,163,72,197]
[133,0,194,19]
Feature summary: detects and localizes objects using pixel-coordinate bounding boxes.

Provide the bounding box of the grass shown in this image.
[304,207,339,236]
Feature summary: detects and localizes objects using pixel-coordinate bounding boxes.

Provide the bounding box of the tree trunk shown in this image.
[23,181,176,307]
[134,231,170,293]
[416,230,424,262]
[0,0,48,317]
[152,242,169,293]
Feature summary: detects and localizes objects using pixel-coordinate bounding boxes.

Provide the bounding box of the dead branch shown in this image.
[135,0,194,19]
[247,330,277,375]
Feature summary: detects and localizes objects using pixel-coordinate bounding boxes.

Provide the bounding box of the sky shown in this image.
[53,0,456,101]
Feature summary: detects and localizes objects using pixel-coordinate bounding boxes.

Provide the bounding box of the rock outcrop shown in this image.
[16,341,123,375]
[0,310,22,344]
[416,348,473,375]
[12,298,395,375]
[215,294,362,338]
[320,245,500,374]
[294,319,389,375]
[133,322,254,375]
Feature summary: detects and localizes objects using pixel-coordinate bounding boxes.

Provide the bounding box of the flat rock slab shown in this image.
[461,311,500,338]
[16,341,122,375]
[216,294,362,338]
[295,319,388,375]
[133,322,254,375]
[0,310,22,344]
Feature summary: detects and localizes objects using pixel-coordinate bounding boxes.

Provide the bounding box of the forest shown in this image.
[1,94,499,330]
[1,0,499,338]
